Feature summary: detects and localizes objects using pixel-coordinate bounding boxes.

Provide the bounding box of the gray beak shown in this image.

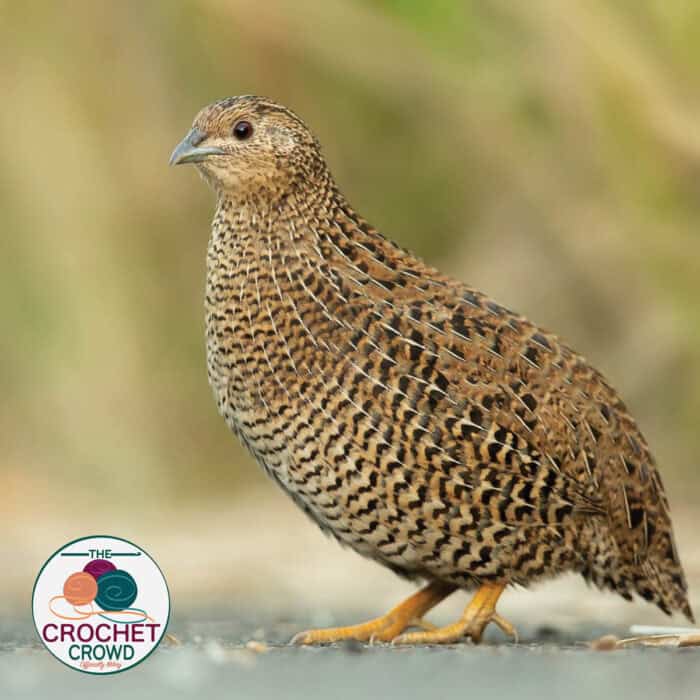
[169,128,225,165]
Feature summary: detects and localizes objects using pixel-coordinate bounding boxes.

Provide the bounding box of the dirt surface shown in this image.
[2,614,699,700]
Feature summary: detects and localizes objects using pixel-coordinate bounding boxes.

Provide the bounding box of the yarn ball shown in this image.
[83,558,116,581]
[63,571,98,606]
[94,569,137,611]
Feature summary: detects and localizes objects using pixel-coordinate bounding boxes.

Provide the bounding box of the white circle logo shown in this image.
[32,535,170,674]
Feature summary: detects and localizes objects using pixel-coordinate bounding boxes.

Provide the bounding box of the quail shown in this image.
[170,96,693,644]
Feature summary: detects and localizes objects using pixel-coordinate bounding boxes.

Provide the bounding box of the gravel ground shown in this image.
[2,614,699,700]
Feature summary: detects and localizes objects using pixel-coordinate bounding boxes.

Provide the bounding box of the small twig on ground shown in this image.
[590,626,700,650]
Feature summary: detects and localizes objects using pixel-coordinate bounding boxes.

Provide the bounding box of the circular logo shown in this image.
[32,535,170,674]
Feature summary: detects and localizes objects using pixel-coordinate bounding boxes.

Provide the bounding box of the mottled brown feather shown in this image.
[179,96,693,622]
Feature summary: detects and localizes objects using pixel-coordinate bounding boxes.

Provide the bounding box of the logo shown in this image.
[32,535,170,674]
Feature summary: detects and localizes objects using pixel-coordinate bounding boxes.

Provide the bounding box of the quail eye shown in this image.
[233,120,253,140]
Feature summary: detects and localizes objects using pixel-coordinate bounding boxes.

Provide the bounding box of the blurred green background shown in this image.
[1,1,698,620]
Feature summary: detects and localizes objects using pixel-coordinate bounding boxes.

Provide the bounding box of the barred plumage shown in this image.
[171,95,692,644]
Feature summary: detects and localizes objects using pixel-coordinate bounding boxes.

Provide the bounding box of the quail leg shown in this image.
[291,580,456,645]
[393,581,517,645]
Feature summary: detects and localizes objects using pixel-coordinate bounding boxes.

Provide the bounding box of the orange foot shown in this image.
[291,581,456,645]
[393,581,517,645]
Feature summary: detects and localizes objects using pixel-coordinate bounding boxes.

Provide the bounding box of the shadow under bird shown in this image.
[170,95,693,645]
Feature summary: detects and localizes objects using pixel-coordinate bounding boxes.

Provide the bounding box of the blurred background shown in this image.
[2,0,699,630]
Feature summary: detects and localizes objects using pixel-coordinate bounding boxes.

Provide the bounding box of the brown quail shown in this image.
[170,96,693,644]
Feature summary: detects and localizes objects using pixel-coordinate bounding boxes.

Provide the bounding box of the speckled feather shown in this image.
[185,96,692,621]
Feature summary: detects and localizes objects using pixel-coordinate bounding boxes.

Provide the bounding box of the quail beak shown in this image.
[169,128,225,166]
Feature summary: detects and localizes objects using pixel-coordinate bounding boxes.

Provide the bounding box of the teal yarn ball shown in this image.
[94,569,137,611]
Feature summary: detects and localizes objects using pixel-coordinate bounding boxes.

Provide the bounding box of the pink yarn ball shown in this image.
[83,559,116,581]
